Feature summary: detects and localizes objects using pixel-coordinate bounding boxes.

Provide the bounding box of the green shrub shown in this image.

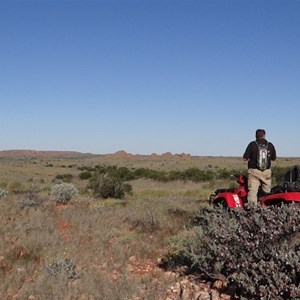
[75,163,296,185]
[54,173,73,183]
[168,170,186,181]
[89,172,132,199]
[79,171,93,180]
[133,168,168,181]
[164,204,300,299]
[51,183,79,204]
[106,166,135,181]
[216,168,239,180]
[77,165,96,172]
[79,164,254,184]
[169,168,215,182]
[184,168,214,182]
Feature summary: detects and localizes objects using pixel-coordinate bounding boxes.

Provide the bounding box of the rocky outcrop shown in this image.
[163,275,236,300]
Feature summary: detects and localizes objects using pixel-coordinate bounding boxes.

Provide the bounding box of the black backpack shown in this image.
[256,141,269,171]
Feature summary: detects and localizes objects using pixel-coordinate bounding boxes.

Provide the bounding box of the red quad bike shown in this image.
[209,166,300,208]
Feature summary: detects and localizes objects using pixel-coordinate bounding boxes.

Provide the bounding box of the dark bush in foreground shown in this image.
[165,204,300,299]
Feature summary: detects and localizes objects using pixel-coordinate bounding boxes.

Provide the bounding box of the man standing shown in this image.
[243,129,277,205]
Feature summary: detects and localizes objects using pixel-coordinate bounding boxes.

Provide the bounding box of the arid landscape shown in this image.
[1,149,299,184]
[1,150,300,300]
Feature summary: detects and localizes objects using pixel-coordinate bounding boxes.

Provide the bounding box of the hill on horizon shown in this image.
[0,149,228,158]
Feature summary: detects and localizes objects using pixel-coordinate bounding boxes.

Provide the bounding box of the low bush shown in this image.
[77,165,96,172]
[106,166,135,181]
[89,172,132,199]
[54,173,73,183]
[164,204,300,299]
[0,188,8,198]
[79,171,93,180]
[47,258,81,280]
[133,168,168,182]
[183,168,215,182]
[17,187,45,209]
[51,183,79,204]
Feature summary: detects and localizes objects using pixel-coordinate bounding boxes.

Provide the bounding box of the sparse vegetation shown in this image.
[7,181,25,193]
[1,152,300,299]
[0,193,200,299]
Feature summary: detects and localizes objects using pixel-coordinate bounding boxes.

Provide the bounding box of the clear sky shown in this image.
[1,0,300,156]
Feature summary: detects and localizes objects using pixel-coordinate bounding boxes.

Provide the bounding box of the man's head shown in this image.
[256,129,266,139]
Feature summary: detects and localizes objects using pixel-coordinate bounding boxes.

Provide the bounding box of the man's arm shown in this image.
[243,143,252,161]
[270,143,277,161]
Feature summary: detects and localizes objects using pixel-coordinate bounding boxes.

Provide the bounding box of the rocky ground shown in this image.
[163,275,237,300]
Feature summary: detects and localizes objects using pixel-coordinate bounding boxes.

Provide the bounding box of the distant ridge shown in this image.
[0,149,192,158]
[109,150,192,159]
[0,150,93,157]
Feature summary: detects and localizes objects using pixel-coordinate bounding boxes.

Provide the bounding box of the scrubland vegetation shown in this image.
[164,204,300,299]
[1,153,300,299]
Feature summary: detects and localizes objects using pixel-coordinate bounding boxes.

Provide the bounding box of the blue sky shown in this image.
[1,0,300,156]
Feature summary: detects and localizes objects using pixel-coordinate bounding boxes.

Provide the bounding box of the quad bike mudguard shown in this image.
[260,191,300,206]
[211,190,244,208]
[210,172,300,208]
[210,174,247,208]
